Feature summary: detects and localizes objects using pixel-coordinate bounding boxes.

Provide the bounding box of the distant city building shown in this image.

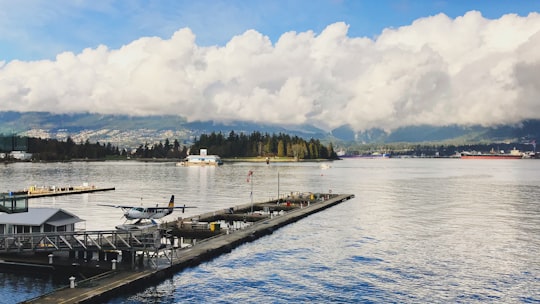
[9,151,32,160]
[0,135,28,151]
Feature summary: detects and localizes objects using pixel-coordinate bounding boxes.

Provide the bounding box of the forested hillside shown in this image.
[1,132,339,161]
[191,131,339,160]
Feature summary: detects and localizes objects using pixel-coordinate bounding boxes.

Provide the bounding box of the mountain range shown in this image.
[0,111,538,149]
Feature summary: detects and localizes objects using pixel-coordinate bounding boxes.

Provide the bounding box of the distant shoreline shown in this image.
[2,157,336,164]
[222,157,334,163]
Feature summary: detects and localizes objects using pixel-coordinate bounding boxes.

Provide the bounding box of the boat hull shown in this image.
[460,155,522,159]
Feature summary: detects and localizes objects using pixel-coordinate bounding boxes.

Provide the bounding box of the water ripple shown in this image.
[1,160,539,303]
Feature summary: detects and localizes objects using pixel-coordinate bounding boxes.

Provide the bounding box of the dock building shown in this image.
[0,208,84,234]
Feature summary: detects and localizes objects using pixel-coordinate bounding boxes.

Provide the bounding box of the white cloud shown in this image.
[1,11,540,132]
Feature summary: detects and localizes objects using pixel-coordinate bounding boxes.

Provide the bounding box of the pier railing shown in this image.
[0,229,161,253]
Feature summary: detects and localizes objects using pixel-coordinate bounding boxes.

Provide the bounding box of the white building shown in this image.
[9,151,32,160]
[0,208,84,234]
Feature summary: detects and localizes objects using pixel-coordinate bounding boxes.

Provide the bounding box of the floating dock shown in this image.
[5,185,115,199]
[19,192,355,304]
[0,185,115,213]
[1,185,115,214]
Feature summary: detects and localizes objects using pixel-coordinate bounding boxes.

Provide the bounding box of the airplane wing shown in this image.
[146,207,173,210]
[145,205,198,211]
[97,204,197,210]
[97,204,134,209]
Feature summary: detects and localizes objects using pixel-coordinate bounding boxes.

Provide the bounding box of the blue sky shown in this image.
[1,0,537,62]
[0,1,539,132]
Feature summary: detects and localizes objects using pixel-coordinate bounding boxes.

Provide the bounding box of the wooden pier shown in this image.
[13,185,116,199]
[17,192,355,304]
[1,185,115,214]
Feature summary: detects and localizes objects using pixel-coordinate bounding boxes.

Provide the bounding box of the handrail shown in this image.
[0,229,162,253]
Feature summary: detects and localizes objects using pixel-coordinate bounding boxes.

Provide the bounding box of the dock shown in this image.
[1,185,115,214]
[12,185,116,199]
[17,192,355,304]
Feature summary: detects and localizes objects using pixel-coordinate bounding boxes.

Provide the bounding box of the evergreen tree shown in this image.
[277,140,285,157]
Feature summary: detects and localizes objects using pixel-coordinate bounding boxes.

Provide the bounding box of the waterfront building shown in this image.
[0,208,84,234]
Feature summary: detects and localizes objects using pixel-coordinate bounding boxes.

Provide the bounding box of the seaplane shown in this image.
[98,195,196,231]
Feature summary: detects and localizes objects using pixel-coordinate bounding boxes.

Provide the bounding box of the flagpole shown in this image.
[247,170,254,214]
[250,172,254,214]
[277,171,280,201]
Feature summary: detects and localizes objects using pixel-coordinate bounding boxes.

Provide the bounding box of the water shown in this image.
[1,159,539,303]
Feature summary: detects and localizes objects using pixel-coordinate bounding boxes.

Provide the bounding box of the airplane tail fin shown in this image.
[167,195,175,209]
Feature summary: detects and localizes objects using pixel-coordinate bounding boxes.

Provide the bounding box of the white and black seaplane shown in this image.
[98,195,196,231]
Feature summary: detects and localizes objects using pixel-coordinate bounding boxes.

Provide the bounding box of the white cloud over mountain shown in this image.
[1,11,539,132]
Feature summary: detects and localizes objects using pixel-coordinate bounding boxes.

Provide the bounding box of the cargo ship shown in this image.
[460,148,523,159]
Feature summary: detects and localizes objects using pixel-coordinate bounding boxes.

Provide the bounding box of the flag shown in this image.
[247,170,253,183]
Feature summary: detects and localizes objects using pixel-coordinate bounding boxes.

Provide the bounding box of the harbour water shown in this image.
[1,159,539,303]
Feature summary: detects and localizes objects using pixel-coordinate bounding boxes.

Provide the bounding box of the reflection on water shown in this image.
[0,270,72,303]
[1,159,539,303]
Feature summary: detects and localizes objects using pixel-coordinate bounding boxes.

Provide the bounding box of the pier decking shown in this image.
[14,185,115,199]
[1,185,115,214]
[19,192,355,304]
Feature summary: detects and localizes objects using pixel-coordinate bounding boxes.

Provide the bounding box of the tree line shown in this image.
[26,137,122,161]
[191,131,339,159]
[133,139,188,159]
[1,132,340,161]
[2,133,534,161]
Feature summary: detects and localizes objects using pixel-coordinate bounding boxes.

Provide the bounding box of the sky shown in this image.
[0,0,539,132]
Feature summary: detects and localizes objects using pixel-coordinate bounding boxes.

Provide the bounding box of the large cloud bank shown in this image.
[1,11,539,132]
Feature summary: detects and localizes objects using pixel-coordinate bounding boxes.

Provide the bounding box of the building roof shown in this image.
[186,155,221,160]
[0,208,84,226]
